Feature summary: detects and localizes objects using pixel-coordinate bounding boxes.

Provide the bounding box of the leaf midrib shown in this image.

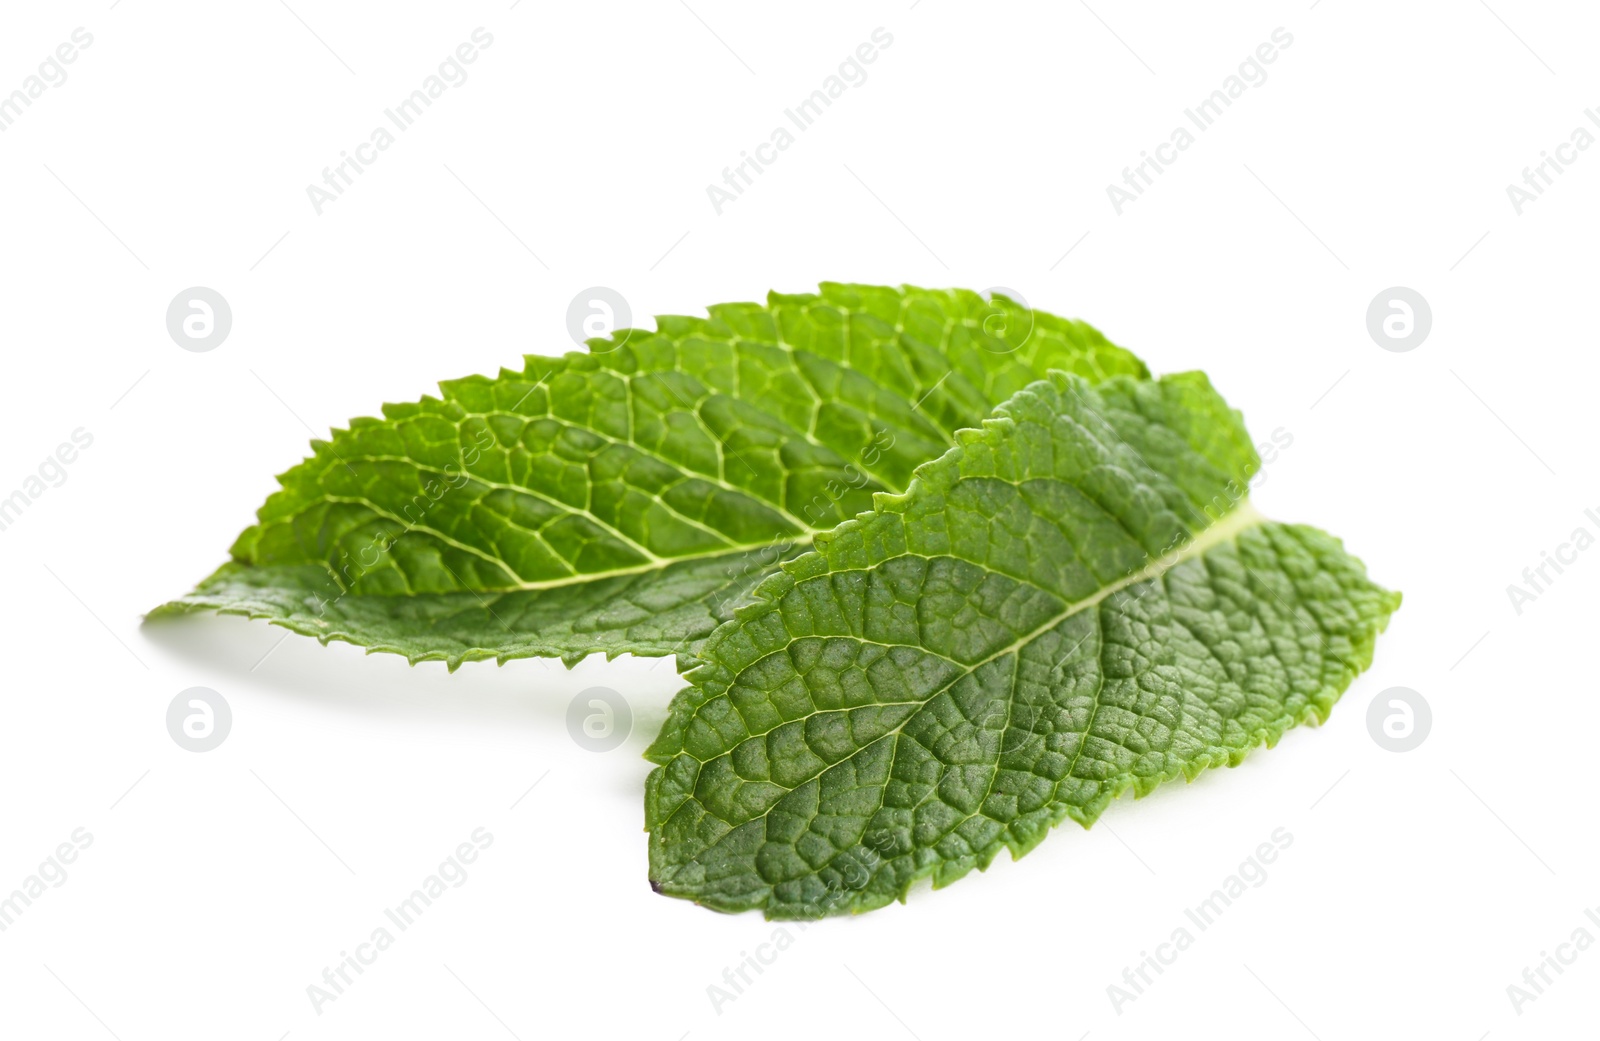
[669,500,1267,858]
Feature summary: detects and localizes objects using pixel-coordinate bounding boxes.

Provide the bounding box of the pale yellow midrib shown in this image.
[849,501,1267,704]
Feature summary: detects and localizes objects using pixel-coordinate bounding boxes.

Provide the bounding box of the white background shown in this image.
[0,1,1594,1037]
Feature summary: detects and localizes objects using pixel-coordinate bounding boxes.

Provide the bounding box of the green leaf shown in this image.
[150,284,1145,667]
[644,372,1400,918]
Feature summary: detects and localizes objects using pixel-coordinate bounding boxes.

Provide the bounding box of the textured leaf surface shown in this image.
[151,285,1145,667]
[644,373,1400,917]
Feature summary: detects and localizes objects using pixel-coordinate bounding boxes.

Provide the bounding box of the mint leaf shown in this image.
[150,285,1145,667]
[644,372,1399,918]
